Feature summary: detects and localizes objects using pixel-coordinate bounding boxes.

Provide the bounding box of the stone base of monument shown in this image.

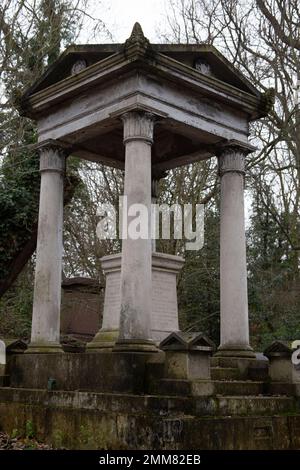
[7,352,160,394]
[3,348,300,449]
[214,349,256,359]
[0,387,299,450]
[25,342,64,354]
[87,252,184,351]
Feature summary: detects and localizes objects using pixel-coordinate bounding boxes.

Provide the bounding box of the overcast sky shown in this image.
[87,0,167,42]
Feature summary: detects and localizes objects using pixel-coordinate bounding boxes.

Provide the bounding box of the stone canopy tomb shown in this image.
[3,23,300,452]
[19,22,271,357]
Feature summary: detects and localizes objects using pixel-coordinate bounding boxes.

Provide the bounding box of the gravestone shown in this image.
[61,277,103,340]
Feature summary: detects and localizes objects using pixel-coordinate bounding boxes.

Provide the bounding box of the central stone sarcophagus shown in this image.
[89,252,184,350]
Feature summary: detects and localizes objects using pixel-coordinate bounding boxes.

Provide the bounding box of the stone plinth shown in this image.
[160,332,214,380]
[87,252,184,351]
[158,332,214,397]
[264,341,300,386]
[8,352,156,394]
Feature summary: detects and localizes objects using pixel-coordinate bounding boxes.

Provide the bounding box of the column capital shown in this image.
[217,141,256,176]
[122,111,155,144]
[37,140,70,174]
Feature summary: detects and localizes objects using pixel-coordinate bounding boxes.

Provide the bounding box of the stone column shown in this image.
[27,143,66,353]
[114,111,158,353]
[216,144,255,358]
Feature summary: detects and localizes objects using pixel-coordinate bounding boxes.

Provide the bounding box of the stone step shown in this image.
[1,386,299,418]
[151,379,213,397]
[194,395,299,417]
[211,367,241,381]
[213,380,265,396]
[152,378,266,397]
[211,357,269,381]
[267,382,296,396]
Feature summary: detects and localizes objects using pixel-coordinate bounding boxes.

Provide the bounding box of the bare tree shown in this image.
[161,0,300,273]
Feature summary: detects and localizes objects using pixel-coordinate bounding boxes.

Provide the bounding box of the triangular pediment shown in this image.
[2,338,27,353]
[264,340,292,356]
[160,331,215,351]
[22,23,261,102]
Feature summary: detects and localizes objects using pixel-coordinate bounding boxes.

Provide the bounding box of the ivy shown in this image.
[0,129,40,280]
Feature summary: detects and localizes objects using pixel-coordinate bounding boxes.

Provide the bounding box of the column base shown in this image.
[113,339,159,353]
[25,342,64,354]
[86,329,119,352]
[214,344,256,359]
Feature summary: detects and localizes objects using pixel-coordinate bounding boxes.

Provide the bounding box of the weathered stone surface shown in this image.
[264,341,300,388]
[22,25,269,363]
[160,331,215,351]
[21,26,266,167]
[211,356,268,380]
[8,352,155,394]
[61,277,103,340]
[114,111,157,353]
[89,253,184,350]
[0,387,300,449]
[217,144,255,358]
[164,352,212,381]
[211,360,269,382]
[211,367,242,381]
[160,332,214,381]
[28,144,67,354]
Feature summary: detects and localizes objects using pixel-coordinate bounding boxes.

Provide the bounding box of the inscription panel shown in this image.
[101,255,182,341]
[102,271,121,329]
[152,271,179,332]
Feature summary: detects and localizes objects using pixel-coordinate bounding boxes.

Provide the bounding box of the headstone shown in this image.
[61,277,103,340]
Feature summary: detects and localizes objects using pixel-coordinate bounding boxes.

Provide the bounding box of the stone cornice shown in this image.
[20,49,263,121]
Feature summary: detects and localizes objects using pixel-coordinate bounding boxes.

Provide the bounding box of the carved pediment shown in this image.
[21,24,261,106]
[3,338,28,353]
[264,340,292,357]
[160,331,215,352]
